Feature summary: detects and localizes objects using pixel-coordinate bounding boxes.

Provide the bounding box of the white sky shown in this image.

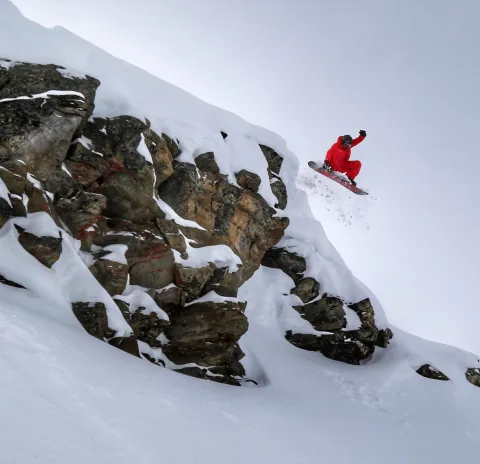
[11,0,480,355]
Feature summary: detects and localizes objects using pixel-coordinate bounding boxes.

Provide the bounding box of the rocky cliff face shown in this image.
[0,59,402,385]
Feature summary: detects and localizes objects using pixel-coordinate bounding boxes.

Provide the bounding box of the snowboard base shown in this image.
[308,161,368,195]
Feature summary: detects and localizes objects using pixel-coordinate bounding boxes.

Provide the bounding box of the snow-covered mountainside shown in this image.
[0,1,479,462]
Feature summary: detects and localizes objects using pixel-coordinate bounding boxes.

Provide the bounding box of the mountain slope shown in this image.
[0,1,479,463]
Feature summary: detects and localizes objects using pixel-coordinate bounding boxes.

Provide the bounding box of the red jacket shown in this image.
[325,135,365,170]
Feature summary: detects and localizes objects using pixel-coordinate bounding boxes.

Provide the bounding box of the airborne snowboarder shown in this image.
[322,130,367,186]
[308,130,368,195]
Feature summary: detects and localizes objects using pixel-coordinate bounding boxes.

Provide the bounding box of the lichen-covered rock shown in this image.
[259,145,288,209]
[293,294,346,331]
[376,328,394,348]
[291,277,320,303]
[158,162,289,269]
[163,300,248,372]
[235,169,261,193]
[94,218,175,289]
[416,364,450,381]
[55,190,106,239]
[346,298,378,345]
[15,226,62,268]
[0,62,99,181]
[195,152,220,174]
[72,301,110,339]
[75,116,173,222]
[174,263,217,300]
[89,258,129,296]
[260,144,283,175]
[161,133,181,158]
[156,217,187,253]
[128,308,169,347]
[0,165,27,195]
[261,247,306,282]
[465,368,480,387]
[269,173,288,210]
[150,285,186,315]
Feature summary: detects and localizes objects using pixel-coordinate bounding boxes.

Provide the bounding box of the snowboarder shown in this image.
[322,130,367,186]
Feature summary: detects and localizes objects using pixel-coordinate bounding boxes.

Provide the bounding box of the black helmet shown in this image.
[342,135,353,145]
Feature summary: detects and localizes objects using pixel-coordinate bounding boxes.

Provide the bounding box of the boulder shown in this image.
[72,301,110,339]
[416,364,450,381]
[174,263,217,300]
[0,62,99,181]
[163,300,248,370]
[15,226,62,268]
[290,277,320,303]
[195,152,220,174]
[94,218,175,289]
[235,169,261,193]
[89,258,129,296]
[465,368,480,387]
[158,162,289,269]
[293,294,346,331]
[261,247,306,282]
[55,190,107,239]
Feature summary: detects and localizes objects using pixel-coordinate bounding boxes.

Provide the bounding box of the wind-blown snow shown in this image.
[0,1,479,463]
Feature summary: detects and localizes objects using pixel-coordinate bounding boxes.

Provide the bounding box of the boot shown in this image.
[348,177,357,186]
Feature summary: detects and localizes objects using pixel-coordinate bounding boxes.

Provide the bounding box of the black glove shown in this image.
[359,130,367,137]
[323,160,333,172]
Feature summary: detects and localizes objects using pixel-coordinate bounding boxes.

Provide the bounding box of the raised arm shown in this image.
[351,130,367,147]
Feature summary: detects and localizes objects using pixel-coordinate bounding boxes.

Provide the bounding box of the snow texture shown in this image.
[0,1,479,463]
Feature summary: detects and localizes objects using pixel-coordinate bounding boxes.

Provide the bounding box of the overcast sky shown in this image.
[11,0,480,355]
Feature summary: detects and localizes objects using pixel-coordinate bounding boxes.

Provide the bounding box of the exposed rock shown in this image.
[79,116,164,222]
[15,226,62,268]
[94,218,175,289]
[89,258,129,296]
[25,183,55,216]
[270,173,288,210]
[65,140,109,186]
[260,144,283,175]
[174,263,217,300]
[0,165,27,195]
[466,368,480,387]
[195,152,220,174]
[416,364,450,381]
[376,328,394,348]
[108,336,140,357]
[220,131,228,139]
[291,277,320,303]
[0,197,15,228]
[72,302,110,339]
[156,217,187,253]
[0,274,26,289]
[158,162,289,269]
[163,300,248,371]
[293,294,346,331]
[201,266,243,298]
[161,133,181,158]
[151,285,186,315]
[128,308,169,347]
[235,169,261,193]
[55,190,106,239]
[261,247,306,282]
[0,62,100,181]
[346,298,378,345]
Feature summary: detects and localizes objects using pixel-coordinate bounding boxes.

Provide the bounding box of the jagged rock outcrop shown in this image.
[158,161,289,275]
[0,59,400,385]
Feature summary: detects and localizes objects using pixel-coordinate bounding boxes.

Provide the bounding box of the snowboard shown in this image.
[308,161,368,195]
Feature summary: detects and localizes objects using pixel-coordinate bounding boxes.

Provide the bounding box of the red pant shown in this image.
[332,160,362,179]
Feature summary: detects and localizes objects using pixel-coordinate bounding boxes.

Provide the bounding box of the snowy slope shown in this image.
[0,1,479,463]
